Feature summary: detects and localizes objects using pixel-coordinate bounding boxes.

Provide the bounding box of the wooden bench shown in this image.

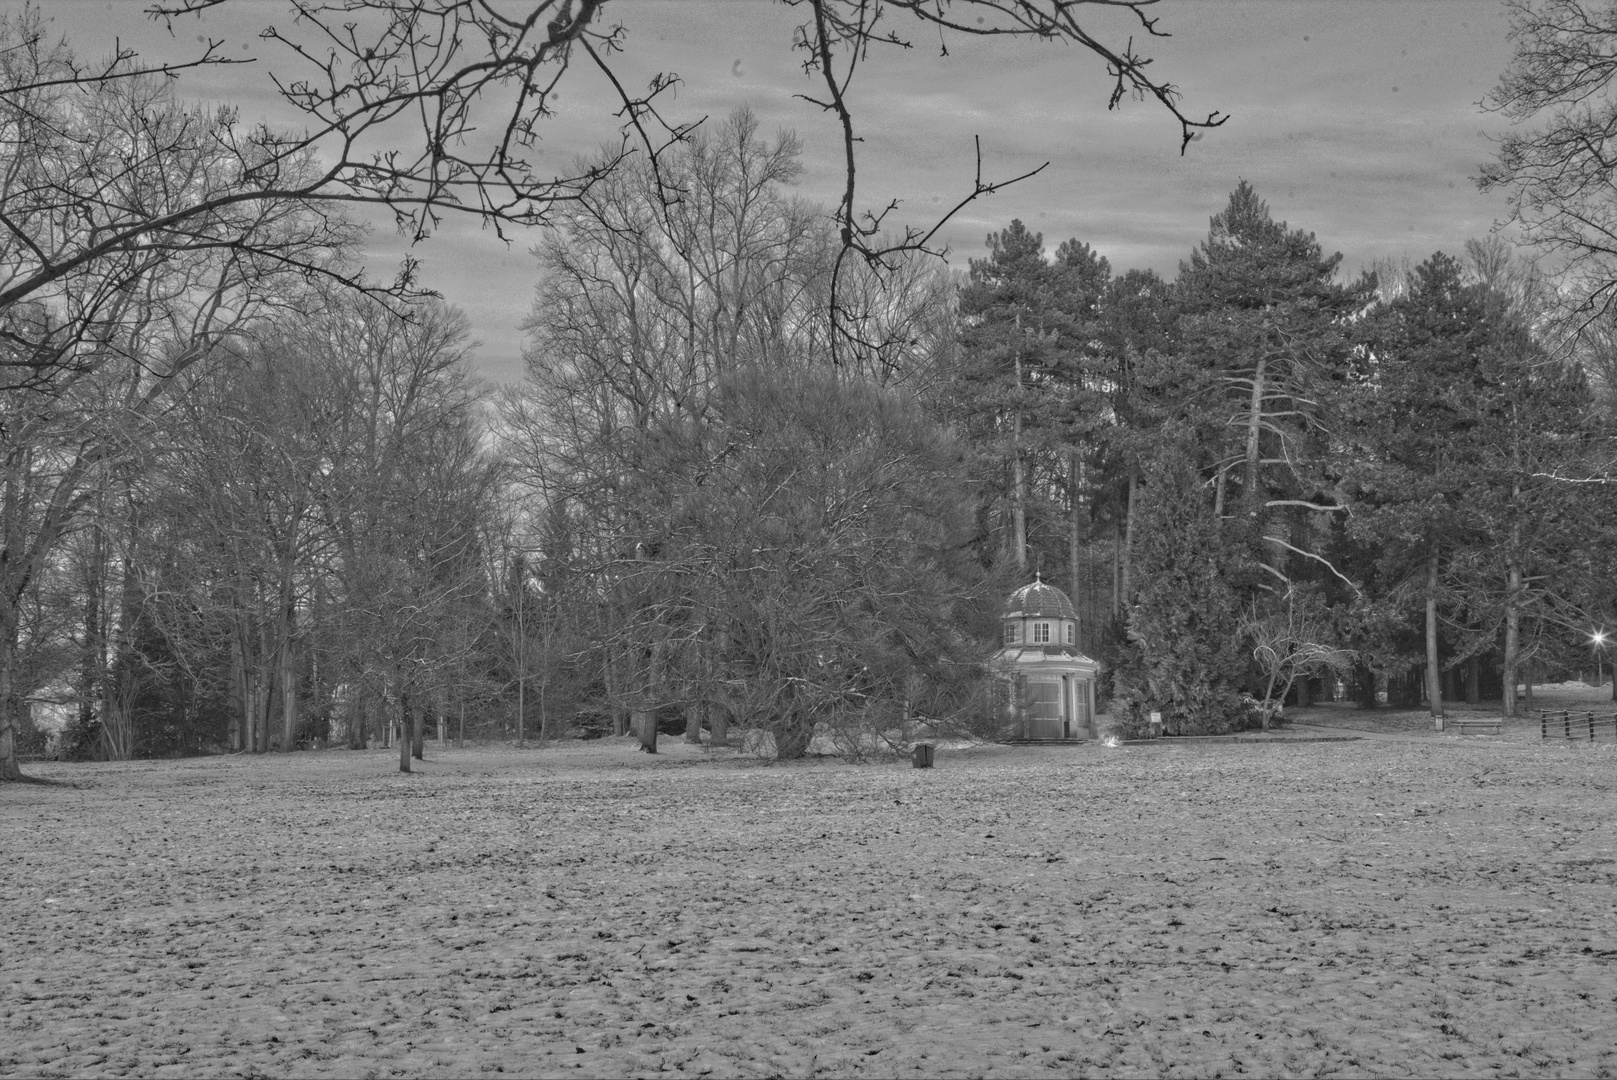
[1451,718,1502,736]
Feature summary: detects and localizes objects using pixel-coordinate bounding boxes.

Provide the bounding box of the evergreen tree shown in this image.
[1111,441,1255,735]
[1347,251,1595,717]
[954,220,1108,574]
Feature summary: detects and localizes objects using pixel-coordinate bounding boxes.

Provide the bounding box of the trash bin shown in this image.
[912,744,935,769]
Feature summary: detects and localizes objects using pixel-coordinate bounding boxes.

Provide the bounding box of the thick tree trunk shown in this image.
[772,716,812,760]
[710,706,730,747]
[398,709,411,772]
[635,709,657,754]
[684,703,704,744]
[1353,663,1378,710]
[1425,550,1443,722]
[280,639,298,751]
[1465,655,1480,705]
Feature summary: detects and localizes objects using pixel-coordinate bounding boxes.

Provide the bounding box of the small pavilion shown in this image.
[994,578,1100,741]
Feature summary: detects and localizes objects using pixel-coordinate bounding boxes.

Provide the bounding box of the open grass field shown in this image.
[4,724,1617,1078]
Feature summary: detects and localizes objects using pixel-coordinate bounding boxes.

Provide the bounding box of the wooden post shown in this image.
[1541,710,1547,740]
[1590,712,1597,743]
[1564,710,1571,739]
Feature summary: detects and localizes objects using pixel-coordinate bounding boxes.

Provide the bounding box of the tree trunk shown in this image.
[1353,662,1378,710]
[81,514,106,755]
[350,693,367,750]
[0,614,22,781]
[1425,549,1443,721]
[606,658,629,736]
[537,675,548,743]
[1465,655,1480,705]
[1503,561,1521,719]
[411,691,425,761]
[635,709,657,754]
[1243,352,1267,505]
[1068,448,1082,607]
[229,647,245,752]
[710,706,730,747]
[684,703,704,744]
[1111,516,1121,620]
[772,715,812,760]
[280,638,298,751]
[398,708,411,772]
[1120,467,1137,608]
[1524,660,1534,711]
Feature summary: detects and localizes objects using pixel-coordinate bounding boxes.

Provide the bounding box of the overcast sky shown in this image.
[28,0,1522,382]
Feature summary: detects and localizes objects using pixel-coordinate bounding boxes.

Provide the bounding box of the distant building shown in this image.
[994,579,1099,741]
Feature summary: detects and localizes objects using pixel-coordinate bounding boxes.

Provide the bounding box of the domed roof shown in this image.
[1003,578,1077,620]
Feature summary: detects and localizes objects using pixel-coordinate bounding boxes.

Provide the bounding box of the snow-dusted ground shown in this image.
[4,733,1616,1078]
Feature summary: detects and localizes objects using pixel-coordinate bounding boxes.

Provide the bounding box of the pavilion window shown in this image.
[1004,622,1021,645]
[1033,622,1050,643]
[1066,623,1074,645]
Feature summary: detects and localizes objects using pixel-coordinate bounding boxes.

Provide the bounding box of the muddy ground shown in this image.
[3,718,1615,1078]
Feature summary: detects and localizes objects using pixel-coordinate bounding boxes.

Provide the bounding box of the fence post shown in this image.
[1541,711,1547,740]
[1565,710,1572,739]
[1591,712,1598,742]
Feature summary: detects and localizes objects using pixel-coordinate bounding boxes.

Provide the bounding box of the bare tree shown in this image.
[5,2,1220,373]
[1240,588,1354,730]
[1481,0,1617,318]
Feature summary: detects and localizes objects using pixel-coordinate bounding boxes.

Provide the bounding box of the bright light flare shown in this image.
[1595,631,1609,646]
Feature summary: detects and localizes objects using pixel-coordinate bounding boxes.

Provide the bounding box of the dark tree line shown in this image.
[951,186,1614,735]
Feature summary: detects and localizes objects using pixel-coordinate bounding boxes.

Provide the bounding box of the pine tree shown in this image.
[954,220,1108,574]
